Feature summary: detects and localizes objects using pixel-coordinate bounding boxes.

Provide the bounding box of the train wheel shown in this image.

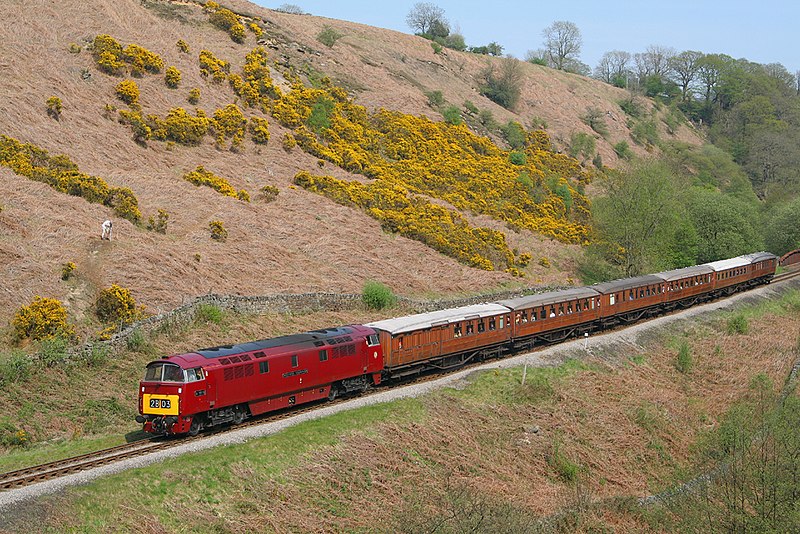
[232,406,245,425]
[188,416,203,436]
[328,386,338,401]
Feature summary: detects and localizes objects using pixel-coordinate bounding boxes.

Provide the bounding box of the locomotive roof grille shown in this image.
[195,327,354,359]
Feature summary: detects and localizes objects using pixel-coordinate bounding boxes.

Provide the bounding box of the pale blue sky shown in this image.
[255,1,799,74]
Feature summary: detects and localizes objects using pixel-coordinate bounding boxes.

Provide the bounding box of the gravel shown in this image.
[0,278,796,511]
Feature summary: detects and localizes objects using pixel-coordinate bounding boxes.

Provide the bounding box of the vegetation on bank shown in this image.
[2,288,798,532]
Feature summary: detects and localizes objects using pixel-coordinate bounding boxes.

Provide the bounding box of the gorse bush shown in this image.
[209,220,228,241]
[95,284,143,325]
[12,296,74,341]
[183,166,248,200]
[164,66,181,89]
[212,104,247,148]
[115,80,140,105]
[248,22,263,37]
[91,35,163,77]
[362,280,397,310]
[61,261,76,280]
[187,88,200,105]
[249,116,270,144]
[146,209,169,233]
[260,184,279,202]
[149,107,211,145]
[199,50,230,82]
[176,39,190,54]
[0,135,141,222]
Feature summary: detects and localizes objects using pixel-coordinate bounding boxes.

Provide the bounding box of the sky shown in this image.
[253,1,799,74]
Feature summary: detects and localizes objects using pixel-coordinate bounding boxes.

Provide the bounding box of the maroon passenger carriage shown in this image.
[137,325,383,435]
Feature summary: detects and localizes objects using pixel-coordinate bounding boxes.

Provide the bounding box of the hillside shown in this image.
[0,0,702,331]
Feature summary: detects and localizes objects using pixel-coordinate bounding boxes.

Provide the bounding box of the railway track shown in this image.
[3,269,799,493]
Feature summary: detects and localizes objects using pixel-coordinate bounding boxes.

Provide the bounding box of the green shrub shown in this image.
[676,340,692,373]
[164,66,181,89]
[317,25,343,47]
[618,97,644,118]
[125,328,148,353]
[12,296,74,341]
[613,140,633,160]
[209,220,228,241]
[569,131,596,160]
[431,41,443,54]
[362,280,397,310]
[38,335,70,368]
[463,100,478,114]
[307,96,335,133]
[442,105,462,125]
[479,59,523,109]
[631,119,659,146]
[0,351,32,385]
[425,90,444,107]
[46,96,63,120]
[580,106,608,137]
[548,440,582,483]
[727,314,749,335]
[509,151,527,165]
[478,109,497,129]
[195,303,224,324]
[500,120,526,150]
[0,420,29,449]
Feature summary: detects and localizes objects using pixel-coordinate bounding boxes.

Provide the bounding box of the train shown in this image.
[136,252,777,435]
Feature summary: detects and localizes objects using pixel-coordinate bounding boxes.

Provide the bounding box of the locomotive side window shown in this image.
[186,368,204,382]
[291,354,299,368]
[319,349,329,362]
[366,334,380,347]
[259,360,270,374]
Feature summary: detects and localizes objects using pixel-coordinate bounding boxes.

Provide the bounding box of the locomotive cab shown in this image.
[137,360,210,435]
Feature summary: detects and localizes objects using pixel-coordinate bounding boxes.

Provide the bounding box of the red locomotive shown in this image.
[137,253,777,435]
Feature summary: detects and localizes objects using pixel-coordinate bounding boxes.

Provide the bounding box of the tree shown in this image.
[764,197,800,254]
[406,2,447,36]
[670,50,703,102]
[479,58,524,110]
[542,21,582,71]
[686,188,762,262]
[592,161,686,275]
[594,50,632,87]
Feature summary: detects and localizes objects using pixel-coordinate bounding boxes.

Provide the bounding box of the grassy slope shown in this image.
[3,286,798,533]
[0,0,703,330]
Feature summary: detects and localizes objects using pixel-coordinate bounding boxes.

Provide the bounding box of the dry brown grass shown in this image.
[0,0,702,332]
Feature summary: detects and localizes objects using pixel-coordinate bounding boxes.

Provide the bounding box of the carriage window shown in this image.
[639,289,644,298]
[528,311,535,322]
[477,321,485,333]
[454,323,462,338]
[515,313,521,324]
[629,290,634,301]
[549,307,556,318]
[291,354,299,368]
[500,316,505,328]
[466,323,474,335]
[489,317,496,330]
[398,337,403,349]
[541,309,547,320]
[259,360,270,374]
[319,349,328,362]
[610,294,616,305]
[645,288,650,297]
[558,305,564,316]
[521,311,528,323]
